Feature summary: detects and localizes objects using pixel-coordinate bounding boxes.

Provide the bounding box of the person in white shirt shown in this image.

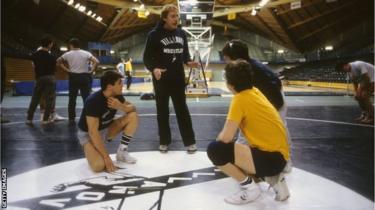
[116,58,126,77]
[57,38,99,123]
[336,60,374,124]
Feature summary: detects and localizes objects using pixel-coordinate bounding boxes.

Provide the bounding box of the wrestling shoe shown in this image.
[116,148,137,164]
[265,173,290,201]
[224,181,261,205]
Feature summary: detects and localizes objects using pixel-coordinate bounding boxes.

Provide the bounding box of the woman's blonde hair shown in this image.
[161,4,178,20]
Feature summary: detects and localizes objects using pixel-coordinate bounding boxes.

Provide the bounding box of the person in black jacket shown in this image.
[222,40,292,172]
[143,4,199,154]
[25,36,56,125]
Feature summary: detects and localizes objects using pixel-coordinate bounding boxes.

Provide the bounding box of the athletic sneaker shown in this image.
[116,149,137,164]
[265,173,290,201]
[187,144,197,154]
[361,117,374,124]
[159,145,168,153]
[224,182,261,205]
[42,119,54,125]
[355,112,367,122]
[50,113,67,121]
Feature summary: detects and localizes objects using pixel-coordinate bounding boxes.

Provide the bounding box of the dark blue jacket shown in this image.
[249,59,284,109]
[143,22,191,86]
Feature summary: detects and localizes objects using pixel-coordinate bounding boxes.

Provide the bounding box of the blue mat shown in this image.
[13,78,145,96]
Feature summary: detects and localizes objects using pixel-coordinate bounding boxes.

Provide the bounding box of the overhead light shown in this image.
[259,0,270,7]
[87,10,92,16]
[96,16,102,22]
[92,13,96,18]
[74,3,80,8]
[325,45,333,51]
[60,46,68,51]
[190,0,198,5]
[251,8,257,16]
[110,50,115,54]
[78,6,86,12]
[133,0,138,2]
[277,49,285,54]
[140,4,145,9]
[68,0,74,5]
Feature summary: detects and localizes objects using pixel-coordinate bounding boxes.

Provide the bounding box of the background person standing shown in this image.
[57,38,99,123]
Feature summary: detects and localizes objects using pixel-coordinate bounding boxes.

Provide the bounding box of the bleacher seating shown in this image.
[282,63,348,83]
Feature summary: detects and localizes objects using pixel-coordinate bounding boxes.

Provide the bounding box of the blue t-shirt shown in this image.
[78,91,125,132]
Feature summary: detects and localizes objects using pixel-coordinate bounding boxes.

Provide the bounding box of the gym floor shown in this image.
[1,94,373,203]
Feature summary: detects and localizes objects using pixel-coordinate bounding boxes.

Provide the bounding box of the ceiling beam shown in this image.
[213,0,296,18]
[276,0,326,16]
[296,8,364,42]
[265,8,299,51]
[102,22,155,42]
[46,2,68,30]
[100,8,127,39]
[72,15,89,39]
[109,21,153,30]
[88,0,163,15]
[255,13,286,45]
[287,1,354,30]
[238,16,269,37]
[210,20,239,30]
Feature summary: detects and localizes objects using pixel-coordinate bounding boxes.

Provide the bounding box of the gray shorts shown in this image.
[77,128,109,146]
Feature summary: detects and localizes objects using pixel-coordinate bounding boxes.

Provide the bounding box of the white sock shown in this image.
[239,176,253,189]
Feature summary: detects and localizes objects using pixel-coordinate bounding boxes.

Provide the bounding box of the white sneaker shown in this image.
[41,113,56,122]
[224,182,261,205]
[187,144,197,154]
[265,173,290,201]
[159,145,168,153]
[283,160,293,173]
[42,119,54,125]
[50,113,67,121]
[116,149,137,164]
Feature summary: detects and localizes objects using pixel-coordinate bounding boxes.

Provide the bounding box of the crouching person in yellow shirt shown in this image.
[207,60,290,204]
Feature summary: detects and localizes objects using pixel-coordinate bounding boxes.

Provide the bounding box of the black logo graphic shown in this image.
[9,167,227,210]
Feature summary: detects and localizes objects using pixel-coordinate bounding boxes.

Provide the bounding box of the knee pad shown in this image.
[206,141,235,166]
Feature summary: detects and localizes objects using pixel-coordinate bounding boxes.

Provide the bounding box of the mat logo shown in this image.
[9,167,226,210]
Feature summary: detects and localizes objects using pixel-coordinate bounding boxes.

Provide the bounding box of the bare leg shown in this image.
[218,143,256,181]
[83,142,105,172]
[82,112,138,172]
[107,112,138,139]
[107,112,139,163]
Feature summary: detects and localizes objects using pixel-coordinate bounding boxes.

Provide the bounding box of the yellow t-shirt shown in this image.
[125,61,132,72]
[227,88,289,160]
